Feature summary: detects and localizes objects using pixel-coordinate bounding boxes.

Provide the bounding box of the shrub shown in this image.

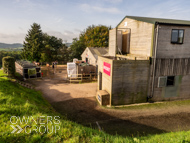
[2,56,15,75]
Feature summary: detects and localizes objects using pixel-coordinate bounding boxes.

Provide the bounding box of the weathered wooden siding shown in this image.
[109,28,117,56]
[157,25,190,58]
[15,62,24,76]
[152,57,190,102]
[98,56,113,105]
[152,75,190,101]
[117,17,154,57]
[155,58,190,76]
[112,60,150,105]
[150,25,190,102]
[77,65,96,74]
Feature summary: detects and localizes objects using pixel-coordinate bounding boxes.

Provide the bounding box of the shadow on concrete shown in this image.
[51,98,166,137]
[26,65,190,137]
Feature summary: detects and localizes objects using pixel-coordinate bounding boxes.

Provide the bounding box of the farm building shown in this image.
[15,60,41,79]
[81,47,108,66]
[97,16,190,106]
[67,60,97,82]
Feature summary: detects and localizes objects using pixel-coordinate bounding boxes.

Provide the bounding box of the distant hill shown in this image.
[0,42,72,48]
[0,43,23,49]
[65,43,72,47]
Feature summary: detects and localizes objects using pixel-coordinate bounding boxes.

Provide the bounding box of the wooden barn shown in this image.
[97,16,190,106]
[15,60,41,79]
[81,47,108,66]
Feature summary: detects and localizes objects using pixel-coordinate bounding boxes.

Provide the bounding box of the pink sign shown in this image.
[103,62,111,76]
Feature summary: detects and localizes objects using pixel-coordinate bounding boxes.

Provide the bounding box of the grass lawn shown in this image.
[0,69,190,143]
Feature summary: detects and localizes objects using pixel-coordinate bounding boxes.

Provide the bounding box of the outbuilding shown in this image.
[15,60,41,79]
[81,47,108,66]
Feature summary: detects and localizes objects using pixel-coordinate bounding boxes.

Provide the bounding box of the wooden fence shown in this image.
[69,73,97,83]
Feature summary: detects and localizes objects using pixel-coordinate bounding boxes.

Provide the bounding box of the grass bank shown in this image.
[0,70,190,142]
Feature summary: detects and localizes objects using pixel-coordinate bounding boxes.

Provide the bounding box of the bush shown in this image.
[2,56,15,75]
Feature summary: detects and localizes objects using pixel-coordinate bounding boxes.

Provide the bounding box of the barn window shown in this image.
[166,76,175,86]
[158,76,175,87]
[158,76,167,87]
[171,29,184,44]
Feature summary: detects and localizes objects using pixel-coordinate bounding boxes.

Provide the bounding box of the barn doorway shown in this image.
[122,29,131,54]
[116,28,131,55]
[85,58,88,63]
[99,72,102,90]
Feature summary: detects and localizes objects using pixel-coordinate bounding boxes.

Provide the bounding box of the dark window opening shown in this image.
[86,58,88,63]
[166,76,175,86]
[171,29,184,44]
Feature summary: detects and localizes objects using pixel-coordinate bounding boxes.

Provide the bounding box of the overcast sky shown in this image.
[1,0,190,44]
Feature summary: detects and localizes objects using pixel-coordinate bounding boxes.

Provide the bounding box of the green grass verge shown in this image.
[0,69,190,143]
[111,99,190,111]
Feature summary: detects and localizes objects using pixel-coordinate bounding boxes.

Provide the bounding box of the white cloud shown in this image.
[46,30,80,43]
[104,0,123,3]
[0,33,25,44]
[0,29,79,44]
[74,28,82,33]
[80,4,121,14]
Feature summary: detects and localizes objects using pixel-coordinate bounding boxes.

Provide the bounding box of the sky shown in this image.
[1,0,190,44]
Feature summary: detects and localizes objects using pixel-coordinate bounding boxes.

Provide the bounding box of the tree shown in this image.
[22,23,68,63]
[69,25,111,60]
[22,23,44,62]
[83,25,111,47]
[69,37,86,60]
[40,33,64,62]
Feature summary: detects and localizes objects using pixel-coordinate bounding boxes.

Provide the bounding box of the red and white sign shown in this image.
[103,62,111,76]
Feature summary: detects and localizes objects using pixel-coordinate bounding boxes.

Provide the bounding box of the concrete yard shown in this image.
[29,65,97,103]
[29,65,190,137]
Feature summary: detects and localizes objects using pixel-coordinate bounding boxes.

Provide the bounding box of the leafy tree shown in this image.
[57,44,69,64]
[40,33,64,63]
[22,23,69,63]
[69,37,86,60]
[69,25,111,60]
[83,25,111,47]
[22,23,44,62]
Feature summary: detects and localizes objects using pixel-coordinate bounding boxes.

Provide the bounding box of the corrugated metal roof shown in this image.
[117,16,190,27]
[16,60,36,68]
[88,47,108,60]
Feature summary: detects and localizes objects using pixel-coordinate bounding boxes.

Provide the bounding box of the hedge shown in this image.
[2,56,15,75]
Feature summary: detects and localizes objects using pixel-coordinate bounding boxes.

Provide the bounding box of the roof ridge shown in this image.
[117,15,190,27]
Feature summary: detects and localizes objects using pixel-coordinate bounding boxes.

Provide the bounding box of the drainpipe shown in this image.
[150,23,159,98]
